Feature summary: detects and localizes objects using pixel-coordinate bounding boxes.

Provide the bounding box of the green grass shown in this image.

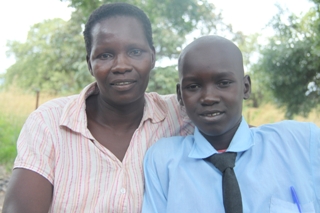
[0,114,21,168]
[0,88,58,170]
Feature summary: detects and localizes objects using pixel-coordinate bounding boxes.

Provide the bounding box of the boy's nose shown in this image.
[200,86,220,106]
[112,54,132,74]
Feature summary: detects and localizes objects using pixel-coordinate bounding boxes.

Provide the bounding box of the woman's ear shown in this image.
[86,55,93,76]
[176,84,184,106]
[243,75,251,100]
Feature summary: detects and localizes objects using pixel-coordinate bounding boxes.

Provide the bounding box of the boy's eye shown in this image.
[186,84,200,90]
[129,49,142,56]
[218,80,232,87]
[99,53,113,60]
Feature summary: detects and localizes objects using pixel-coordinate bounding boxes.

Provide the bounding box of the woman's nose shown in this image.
[111,53,132,74]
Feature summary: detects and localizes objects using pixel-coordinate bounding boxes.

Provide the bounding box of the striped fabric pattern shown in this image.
[14,82,194,213]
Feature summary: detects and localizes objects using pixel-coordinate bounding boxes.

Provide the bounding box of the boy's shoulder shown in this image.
[257,120,318,132]
[146,135,194,160]
[253,120,319,142]
[149,135,192,150]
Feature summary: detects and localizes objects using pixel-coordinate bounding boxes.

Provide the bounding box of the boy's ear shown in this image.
[86,55,93,76]
[243,75,251,100]
[176,84,184,106]
[151,46,156,69]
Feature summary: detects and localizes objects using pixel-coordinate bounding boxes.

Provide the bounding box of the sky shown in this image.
[210,0,313,35]
[0,0,73,74]
[0,0,315,74]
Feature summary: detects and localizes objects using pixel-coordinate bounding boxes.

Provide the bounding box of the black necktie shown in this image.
[208,152,243,213]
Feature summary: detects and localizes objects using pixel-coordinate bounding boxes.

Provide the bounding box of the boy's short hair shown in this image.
[83,2,153,56]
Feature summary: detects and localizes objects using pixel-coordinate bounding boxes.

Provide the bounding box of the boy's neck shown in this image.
[202,120,241,151]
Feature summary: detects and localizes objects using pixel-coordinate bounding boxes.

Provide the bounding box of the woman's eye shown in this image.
[130,49,142,56]
[99,53,113,59]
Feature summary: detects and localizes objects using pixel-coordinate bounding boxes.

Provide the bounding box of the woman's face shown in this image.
[87,16,155,106]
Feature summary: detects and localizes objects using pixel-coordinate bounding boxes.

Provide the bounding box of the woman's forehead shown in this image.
[90,16,149,48]
[91,16,143,35]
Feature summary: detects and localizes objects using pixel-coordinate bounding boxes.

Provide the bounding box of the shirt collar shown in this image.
[189,117,254,159]
[60,82,97,138]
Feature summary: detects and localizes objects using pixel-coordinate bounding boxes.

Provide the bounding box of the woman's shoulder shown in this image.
[145,92,183,115]
[145,92,177,104]
[35,94,79,113]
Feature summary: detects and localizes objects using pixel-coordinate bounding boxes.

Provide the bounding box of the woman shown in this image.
[3,3,193,212]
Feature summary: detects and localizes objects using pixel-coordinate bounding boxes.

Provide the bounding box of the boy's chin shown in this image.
[199,126,228,138]
[199,121,241,140]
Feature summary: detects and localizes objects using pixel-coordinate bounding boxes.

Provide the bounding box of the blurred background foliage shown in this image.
[254,4,320,118]
[1,0,320,118]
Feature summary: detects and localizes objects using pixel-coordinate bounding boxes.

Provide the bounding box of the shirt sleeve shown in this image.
[142,145,167,213]
[14,110,56,183]
[310,123,320,203]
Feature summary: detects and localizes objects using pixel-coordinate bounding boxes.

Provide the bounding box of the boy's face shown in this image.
[87,16,155,106]
[177,40,250,140]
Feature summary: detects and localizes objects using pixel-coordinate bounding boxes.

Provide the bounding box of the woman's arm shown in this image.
[3,168,53,213]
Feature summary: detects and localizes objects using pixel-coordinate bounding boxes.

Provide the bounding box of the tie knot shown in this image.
[208,152,237,172]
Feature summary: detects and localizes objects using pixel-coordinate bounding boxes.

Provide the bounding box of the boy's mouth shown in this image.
[202,112,221,117]
[200,111,223,117]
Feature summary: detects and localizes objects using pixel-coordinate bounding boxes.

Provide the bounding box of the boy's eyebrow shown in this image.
[181,76,198,81]
[215,71,236,77]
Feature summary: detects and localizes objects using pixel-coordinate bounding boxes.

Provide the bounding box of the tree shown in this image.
[5,18,94,94]
[62,0,227,59]
[254,3,320,118]
[233,32,263,108]
[147,66,179,95]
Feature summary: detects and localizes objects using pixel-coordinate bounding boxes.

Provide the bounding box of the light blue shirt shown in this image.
[142,118,320,213]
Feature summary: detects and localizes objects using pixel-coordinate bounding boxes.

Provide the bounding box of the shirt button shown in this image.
[120,188,126,194]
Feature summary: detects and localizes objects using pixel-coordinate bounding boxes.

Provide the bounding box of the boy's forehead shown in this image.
[179,36,243,77]
[184,37,238,58]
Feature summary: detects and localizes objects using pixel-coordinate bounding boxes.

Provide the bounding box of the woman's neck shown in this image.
[86,94,145,130]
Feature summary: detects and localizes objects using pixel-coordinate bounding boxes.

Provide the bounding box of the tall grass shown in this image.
[0,88,58,169]
[243,103,320,127]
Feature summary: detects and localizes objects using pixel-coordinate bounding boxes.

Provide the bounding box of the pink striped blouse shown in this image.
[14,82,194,212]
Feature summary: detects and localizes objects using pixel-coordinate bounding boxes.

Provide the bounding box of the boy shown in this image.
[142,35,320,213]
